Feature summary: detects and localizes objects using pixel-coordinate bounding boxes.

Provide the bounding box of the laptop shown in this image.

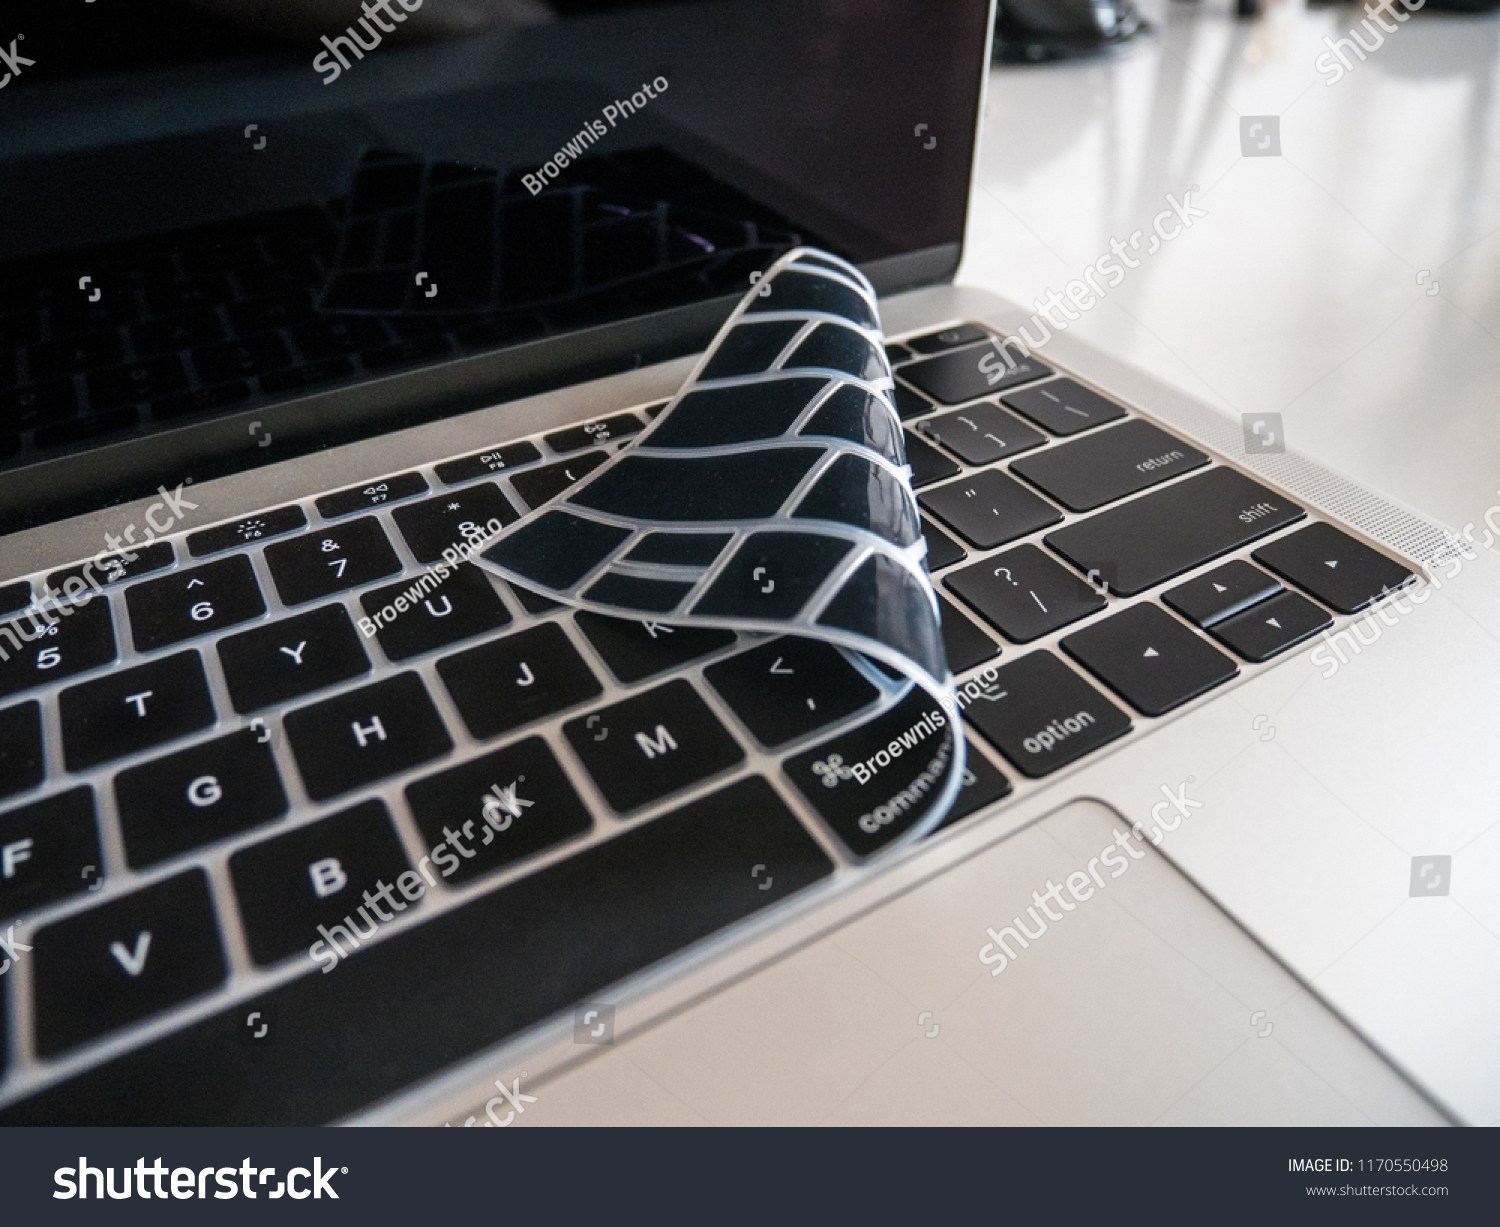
[1,0,1494,1128]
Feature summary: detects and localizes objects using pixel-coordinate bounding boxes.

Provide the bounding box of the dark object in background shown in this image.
[993,0,1149,63]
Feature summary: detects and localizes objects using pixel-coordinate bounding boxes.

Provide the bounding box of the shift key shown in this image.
[1045,467,1303,597]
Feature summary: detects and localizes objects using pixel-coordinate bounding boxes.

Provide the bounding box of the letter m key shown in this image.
[634,725,677,759]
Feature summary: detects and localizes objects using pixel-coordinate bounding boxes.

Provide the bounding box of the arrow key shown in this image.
[1062,603,1237,716]
[31,868,225,1056]
[1210,589,1332,662]
[1163,560,1283,627]
[1253,521,1414,614]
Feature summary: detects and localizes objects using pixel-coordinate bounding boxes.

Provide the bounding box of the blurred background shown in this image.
[961,0,1500,533]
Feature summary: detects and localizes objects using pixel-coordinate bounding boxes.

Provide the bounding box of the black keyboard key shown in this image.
[193,333,292,383]
[564,680,744,812]
[86,355,188,409]
[784,685,956,855]
[902,429,960,488]
[217,605,370,714]
[929,738,1013,834]
[48,540,174,593]
[1253,522,1414,615]
[575,611,735,684]
[405,738,593,887]
[31,869,226,1057]
[1062,603,1237,716]
[28,329,123,380]
[894,383,933,420]
[3,379,78,429]
[545,413,644,453]
[922,520,966,572]
[1011,419,1208,513]
[284,672,453,802]
[316,471,428,519]
[918,402,1046,465]
[124,555,266,651]
[937,594,1000,672]
[1046,468,1305,597]
[1002,378,1127,436]
[117,722,284,863]
[1210,589,1332,662]
[188,504,307,556]
[0,777,830,1124]
[509,450,608,510]
[391,484,519,563]
[360,563,511,660]
[1163,560,1283,628]
[906,323,990,354]
[885,341,913,364]
[434,441,542,485]
[60,651,216,771]
[946,543,1105,642]
[438,623,602,740]
[705,637,879,748]
[229,799,413,967]
[920,469,1063,550]
[0,787,100,923]
[0,701,44,799]
[0,596,116,699]
[264,516,401,605]
[900,340,1051,404]
[961,650,1131,777]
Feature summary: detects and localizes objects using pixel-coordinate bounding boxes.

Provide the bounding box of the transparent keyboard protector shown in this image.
[479,248,964,851]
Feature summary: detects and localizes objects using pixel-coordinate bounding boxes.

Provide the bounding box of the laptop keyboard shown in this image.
[0,322,1415,1123]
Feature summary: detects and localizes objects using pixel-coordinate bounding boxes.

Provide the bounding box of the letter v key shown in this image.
[110,931,152,977]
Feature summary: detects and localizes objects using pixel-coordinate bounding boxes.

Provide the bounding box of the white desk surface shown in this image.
[958,0,1500,535]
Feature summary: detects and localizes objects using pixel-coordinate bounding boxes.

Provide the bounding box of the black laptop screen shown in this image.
[0,0,991,528]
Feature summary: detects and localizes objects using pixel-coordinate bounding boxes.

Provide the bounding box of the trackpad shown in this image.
[488,800,1448,1125]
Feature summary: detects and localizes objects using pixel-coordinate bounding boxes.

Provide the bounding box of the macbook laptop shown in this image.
[0,0,1494,1128]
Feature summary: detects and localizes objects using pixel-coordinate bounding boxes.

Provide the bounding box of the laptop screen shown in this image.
[0,0,992,530]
